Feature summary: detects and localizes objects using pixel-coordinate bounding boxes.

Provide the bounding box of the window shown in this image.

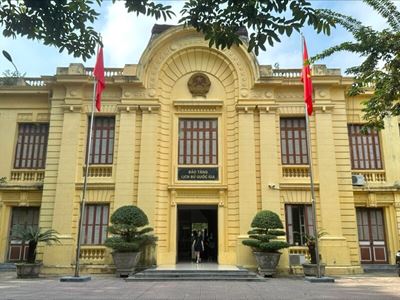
[14,123,49,169]
[285,204,314,246]
[178,118,218,165]
[88,117,115,164]
[348,124,382,169]
[81,204,109,245]
[280,118,308,165]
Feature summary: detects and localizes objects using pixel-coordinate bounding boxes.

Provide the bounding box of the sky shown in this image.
[0,1,396,77]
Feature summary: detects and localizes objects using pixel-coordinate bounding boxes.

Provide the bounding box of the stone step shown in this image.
[127,268,265,282]
[0,263,16,272]
[126,276,265,282]
[362,264,397,273]
[133,272,258,278]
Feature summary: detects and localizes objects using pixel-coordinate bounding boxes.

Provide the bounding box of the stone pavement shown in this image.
[0,271,399,300]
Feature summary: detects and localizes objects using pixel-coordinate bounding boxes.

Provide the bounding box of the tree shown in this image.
[0,0,334,60]
[315,0,400,129]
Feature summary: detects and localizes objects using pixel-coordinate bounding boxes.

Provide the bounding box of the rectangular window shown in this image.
[280,118,308,165]
[348,124,382,169]
[81,204,109,245]
[178,119,218,165]
[285,204,313,246]
[88,117,115,164]
[14,123,49,169]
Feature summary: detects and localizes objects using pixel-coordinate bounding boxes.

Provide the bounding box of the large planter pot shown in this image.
[253,252,281,277]
[112,251,141,277]
[302,263,326,277]
[16,262,42,278]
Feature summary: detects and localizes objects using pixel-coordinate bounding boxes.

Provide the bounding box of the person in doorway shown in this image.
[192,231,204,263]
[191,230,197,262]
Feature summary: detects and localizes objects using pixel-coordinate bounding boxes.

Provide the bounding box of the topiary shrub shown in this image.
[105,205,157,252]
[242,210,289,252]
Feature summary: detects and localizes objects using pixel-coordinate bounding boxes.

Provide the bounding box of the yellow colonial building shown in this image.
[0,25,399,275]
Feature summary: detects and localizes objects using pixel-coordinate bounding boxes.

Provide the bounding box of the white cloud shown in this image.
[1,1,398,76]
[100,2,181,67]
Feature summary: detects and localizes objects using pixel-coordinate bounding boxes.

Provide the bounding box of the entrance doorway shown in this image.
[177,205,218,262]
[8,207,40,261]
[356,208,387,264]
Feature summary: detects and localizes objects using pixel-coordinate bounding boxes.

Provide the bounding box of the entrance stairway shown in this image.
[127,266,264,281]
[362,264,397,273]
[0,263,16,272]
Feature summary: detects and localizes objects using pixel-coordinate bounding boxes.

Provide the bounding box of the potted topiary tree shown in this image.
[104,205,157,277]
[12,226,60,278]
[242,210,289,276]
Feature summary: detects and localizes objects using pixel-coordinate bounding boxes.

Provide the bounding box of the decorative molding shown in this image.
[123,90,146,99]
[275,91,302,100]
[236,104,257,113]
[75,183,115,190]
[139,104,160,113]
[258,105,279,113]
[37,113,50,121]
[85,104,117,114]
[278,106,305,115]
[17,113,33,122]
[60,104,83,113]
[117,105,139,112]
[279,182,320,191]
[314,104,335,113]
[173,100,223,112]
[187,73,211,97]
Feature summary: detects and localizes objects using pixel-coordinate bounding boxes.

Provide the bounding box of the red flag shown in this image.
[93,47,105,112]
[301,38,313,116]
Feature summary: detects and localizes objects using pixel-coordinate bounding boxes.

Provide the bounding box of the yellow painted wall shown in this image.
[0,26,399,275]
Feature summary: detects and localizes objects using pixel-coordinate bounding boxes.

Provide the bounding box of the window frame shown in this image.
[348,124,383,170]
[178,118,218,166]
[285,204,314,246]
[14,123,49,169]
[280,117,309,165]
[81,204,109,245]
[87,116,115,165]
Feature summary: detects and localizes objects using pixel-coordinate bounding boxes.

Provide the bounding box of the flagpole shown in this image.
[301,35,321,278]
[73,66,98,278]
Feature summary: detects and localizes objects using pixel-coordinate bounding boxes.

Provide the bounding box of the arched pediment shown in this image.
[137,25,260,97]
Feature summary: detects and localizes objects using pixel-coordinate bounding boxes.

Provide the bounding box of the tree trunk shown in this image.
[308,244,317,264]
[27,241,37,263]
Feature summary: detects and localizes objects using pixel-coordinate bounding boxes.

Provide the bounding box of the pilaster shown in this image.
[137,106,159,227]
[237,106,258,234]
[314,107,351,266]
[114,107,138,208]
[44,106,82,266]
[259,106,280,213]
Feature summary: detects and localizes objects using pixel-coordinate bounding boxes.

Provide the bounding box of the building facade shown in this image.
[0,25,399,275]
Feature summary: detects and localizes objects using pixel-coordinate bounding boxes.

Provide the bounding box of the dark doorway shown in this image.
[177,205,218,262]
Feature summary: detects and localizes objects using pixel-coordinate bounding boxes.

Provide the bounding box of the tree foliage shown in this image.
[180,0,334,55]
[0,0,334,59]
[242,210,289,253]
[314,0,400,129]
[12,226,60,263]
[104,205,157,252]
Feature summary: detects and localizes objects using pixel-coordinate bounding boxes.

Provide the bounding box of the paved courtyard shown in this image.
[0,271,399,300]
